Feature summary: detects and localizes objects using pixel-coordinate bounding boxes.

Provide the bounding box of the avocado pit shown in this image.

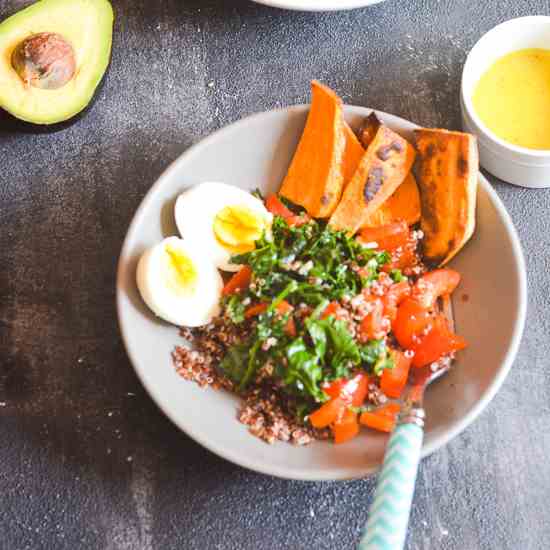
[11,32,76,90]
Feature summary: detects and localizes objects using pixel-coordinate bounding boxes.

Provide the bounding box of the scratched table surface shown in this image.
[1,0,549,548]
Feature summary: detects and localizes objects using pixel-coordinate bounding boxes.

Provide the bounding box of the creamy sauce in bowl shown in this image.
[473,48,550,150]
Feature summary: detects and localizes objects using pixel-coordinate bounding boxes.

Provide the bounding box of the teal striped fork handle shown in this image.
[358,421,424,550]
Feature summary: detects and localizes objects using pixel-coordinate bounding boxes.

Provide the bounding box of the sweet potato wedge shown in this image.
[342,122,365,190]
[279,81,346,218]
[329,125,416,234]
[359,112,382,148]
[362,172,421,228]
[414,128,478,266]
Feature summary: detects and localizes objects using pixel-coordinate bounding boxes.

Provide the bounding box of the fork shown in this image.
[358,296,455,550]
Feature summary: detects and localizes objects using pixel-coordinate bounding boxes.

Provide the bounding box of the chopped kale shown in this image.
[219,344,250,384]
[224,294,246,324]
[219,214,395,412]
[231,217,389,307]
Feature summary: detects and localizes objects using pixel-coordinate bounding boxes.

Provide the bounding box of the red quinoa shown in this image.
[173,319,329,445]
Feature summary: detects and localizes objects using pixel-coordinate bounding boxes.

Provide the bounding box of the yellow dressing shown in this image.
[213,205,268,253]
[473,48,550,150]
[163,243,197,295]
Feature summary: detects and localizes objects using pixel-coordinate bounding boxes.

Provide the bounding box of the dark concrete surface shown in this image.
[1,0,549,549]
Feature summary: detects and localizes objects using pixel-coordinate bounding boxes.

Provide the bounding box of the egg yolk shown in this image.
[163,243,197,294]
[213,205,268,253]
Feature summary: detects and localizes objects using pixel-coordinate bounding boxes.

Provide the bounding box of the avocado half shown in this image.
[0,0,113,125]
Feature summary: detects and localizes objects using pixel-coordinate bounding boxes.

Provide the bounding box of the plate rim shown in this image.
[116,105,527,481]
[250,0,384,12]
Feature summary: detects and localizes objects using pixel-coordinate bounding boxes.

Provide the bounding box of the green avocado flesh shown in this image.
[0,0,113,124]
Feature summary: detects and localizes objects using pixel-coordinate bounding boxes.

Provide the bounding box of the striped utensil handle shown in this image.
[358,422,424,550]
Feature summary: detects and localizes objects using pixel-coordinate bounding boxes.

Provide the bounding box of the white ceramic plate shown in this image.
[117,105,527,481]
[251,0,384,12]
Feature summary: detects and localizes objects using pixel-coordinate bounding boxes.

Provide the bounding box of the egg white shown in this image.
[136,237,223,327]
[174,181,272,272]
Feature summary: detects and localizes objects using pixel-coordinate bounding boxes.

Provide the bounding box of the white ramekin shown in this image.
[461,16,550,188]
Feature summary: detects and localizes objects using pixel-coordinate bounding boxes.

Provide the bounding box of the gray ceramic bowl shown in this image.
[117,106,527,481]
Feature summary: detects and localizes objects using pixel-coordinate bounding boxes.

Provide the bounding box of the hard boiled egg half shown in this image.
[136,237,223,327]
[174,182,272,272]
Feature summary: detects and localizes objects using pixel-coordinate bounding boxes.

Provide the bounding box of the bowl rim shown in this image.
[461,15,550,158]
[116,105,527,481]
[250,0,384,12]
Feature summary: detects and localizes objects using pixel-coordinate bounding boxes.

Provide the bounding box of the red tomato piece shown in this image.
[381,350,412,398]
[321,301,341,320]
[382,246,418,272]
[322,373,369,406]
[359,298,390,342]
[359,220,409,251]
[346,374,369,406]
[265,194,295,219]
[360,403,401,433]
[244,302,268,319]
[265,194,309,226]
[276,300,293,315]
[245,300,292,318]
[322,379,345,400]
[382,281,412,321]
[245,300,296,337]
[332,408,360,444]
[309,397,346,428]
[222,266,252,295]
[392,297,434,349]
[411,316,467,368]
[284,317,297,337]
[413,269,461,309]
[288,214,310,227]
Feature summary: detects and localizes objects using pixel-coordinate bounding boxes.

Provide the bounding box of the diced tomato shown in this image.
[359,298,389,341]
[381,350,412,398]
[244,302,268,319]
[382,281,411,321]
[411,315,467,368]
[359,220,409,251]
[360,403,401,433]
[265,194,295,218]
[347,374,369,406]
[245,300,292,318]
[413,269,461,309]
[284,317,297,337]
[309,397,346,428]
[265,194,309,226]
[289,214,310,227]
[382,246,418,272]
[244,300,296,336]
[321,301,341,320]
[222,266,252,295]
[323,373,369,406]
[322,379,345,400]
[332,408,360,444]
[276,300,296,336]
[392,297,434,349]
[276,300,293,315]
[311,373,370,432]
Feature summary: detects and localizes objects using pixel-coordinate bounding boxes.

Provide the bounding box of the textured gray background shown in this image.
[1,0,549,549]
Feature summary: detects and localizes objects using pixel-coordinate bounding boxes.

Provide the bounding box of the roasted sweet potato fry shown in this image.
[361,172,421,227]
[414,128,478,265]
[342,122,364,190]
[329,125,416,234]
[279,81,346,218]
[359,112,382,148]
